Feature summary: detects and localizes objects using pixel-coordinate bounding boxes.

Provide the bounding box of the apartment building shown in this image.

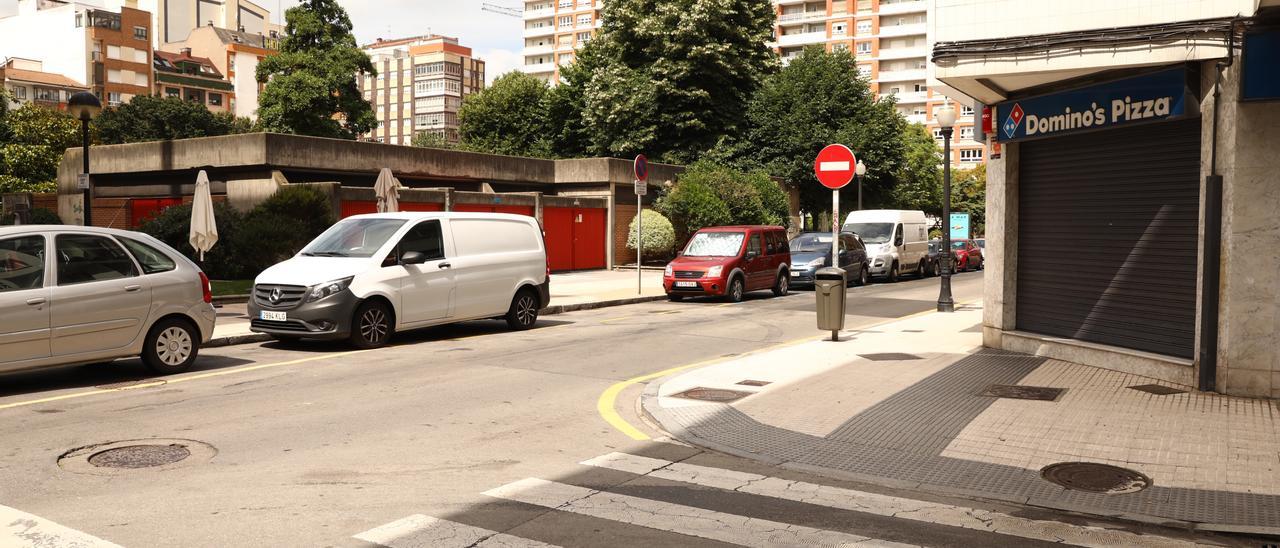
[129,0,280,46]
[519,0,601,83]
[164,25,279,118]
[153,49,233,113]
[0,0,154,108]
[358,35,486,146]
[1,57,90,111]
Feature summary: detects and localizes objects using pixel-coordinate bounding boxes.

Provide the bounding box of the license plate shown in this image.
[674,281,698,288]
[791,270,803,277]
[260,311,287,321]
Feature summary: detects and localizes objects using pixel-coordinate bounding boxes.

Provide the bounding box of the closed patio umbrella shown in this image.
[189,170,218,261]
[374,168,403,213]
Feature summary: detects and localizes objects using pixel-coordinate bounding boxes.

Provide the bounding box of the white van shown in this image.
[249,212,550,348]
[842,210,929,282]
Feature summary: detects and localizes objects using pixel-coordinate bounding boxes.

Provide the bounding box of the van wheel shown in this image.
[142,317,200,375]
[855,265,870,286]
[668,294,684,302]
[887,262,900,283]
[505,289,540,330]
[772,272,789,297]
[727,276,745,303]
[916,261,926,278]
[350,300,393,349]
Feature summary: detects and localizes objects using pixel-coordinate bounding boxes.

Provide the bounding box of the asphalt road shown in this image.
[0,271,1236,547]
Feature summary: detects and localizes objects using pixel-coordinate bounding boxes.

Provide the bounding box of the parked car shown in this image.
[950,239,984,272]
[249,212,550,349]
[924,239,943,277]
[842,209,929,281]
[0,226,216,375]
[975,238,986,261]
[788,232,869,287]
[664,225,790,303]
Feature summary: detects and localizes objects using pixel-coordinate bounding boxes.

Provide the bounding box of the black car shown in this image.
[788,232,870,287]
[924,239,943,277]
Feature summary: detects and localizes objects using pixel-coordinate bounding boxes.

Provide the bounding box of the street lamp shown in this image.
[935,100,957,313]
[855,159,866,210]
[67,91,102,226]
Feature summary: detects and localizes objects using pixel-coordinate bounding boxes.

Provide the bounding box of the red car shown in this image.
[950,239,984,272]
[664,225,790,302]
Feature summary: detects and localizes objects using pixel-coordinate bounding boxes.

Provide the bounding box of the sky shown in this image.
[0,0,525,84]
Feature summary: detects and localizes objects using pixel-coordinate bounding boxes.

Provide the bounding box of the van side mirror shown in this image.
[894,235,904,247]
[744,251,758,261]
[676,250,684,257]
[401,251,428,265]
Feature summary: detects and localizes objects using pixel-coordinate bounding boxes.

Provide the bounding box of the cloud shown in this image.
[278,0,521,54]
[475,48,523,86]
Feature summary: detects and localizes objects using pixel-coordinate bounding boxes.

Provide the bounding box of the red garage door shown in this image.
[452,204,535,216]
[130,198,184,228]
[543,207,606,271]
[341,201,443,218]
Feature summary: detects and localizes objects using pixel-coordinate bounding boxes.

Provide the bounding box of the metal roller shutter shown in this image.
[1017,118,1200,359]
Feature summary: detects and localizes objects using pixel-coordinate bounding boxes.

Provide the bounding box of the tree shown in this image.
[456,71,552,157]
[94,95,246,144]
[255,0,375,139]
[576,0,777,162]
[543,59,592,158]
[951,163,986,236]
[656,160,789,242]
[890,124,942,215]
[411,131,454,149]
[0,88,12,142]
[0,103,81,194]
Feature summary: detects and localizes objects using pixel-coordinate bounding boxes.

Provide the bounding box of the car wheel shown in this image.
[350,300,394,349]
[668,293,685,302]
[727,276,745,303]
[887,262,899,283]
[505,288,540,330]
[916,260,926,278]
[141,317,200,375]
[772,272,789,297]
[855,265,870,286]
[978,258,985,270]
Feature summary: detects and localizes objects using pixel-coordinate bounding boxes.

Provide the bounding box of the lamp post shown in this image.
[935,100,957,313]
[67,91,102,226]
[855,159,866,210]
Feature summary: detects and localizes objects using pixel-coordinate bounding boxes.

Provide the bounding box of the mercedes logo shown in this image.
[269,288,283,304]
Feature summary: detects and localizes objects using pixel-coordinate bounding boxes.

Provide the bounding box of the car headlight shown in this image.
[664,264,673,277]
[706,266,723,278]
[806,257,825,267]
[306,276,354,303]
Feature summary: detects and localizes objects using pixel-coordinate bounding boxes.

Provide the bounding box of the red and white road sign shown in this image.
[814,144,856,190]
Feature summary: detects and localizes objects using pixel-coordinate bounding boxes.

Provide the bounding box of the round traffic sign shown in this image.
[814,144,857,190]
[633,154,649,182]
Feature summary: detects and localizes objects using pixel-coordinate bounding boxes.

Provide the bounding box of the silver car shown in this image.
[0,226,216,375]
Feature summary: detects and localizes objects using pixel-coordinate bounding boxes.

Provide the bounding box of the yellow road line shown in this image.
[0,350,370,412]
[596,298,982,440]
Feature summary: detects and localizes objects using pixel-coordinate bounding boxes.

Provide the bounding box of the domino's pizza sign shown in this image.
[993,68,1189,143]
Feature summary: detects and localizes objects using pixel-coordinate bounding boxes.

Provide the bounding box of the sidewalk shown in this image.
[209,269,666,347]
[641,304,1280,534]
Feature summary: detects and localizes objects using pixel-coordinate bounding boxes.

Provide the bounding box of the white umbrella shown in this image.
[189,170,218,261]
[374,168,403,213]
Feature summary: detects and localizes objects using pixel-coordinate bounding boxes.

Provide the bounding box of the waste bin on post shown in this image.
[814,267,847,341]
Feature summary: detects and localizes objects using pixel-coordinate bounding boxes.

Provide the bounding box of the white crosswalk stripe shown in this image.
[483,477,918,548]
[580,452,1210,548]
[354,514,559,548]
[1,504,122,548]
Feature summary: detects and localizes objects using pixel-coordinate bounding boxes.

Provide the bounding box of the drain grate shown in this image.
[981,384,1065,401]
[1128,384,1187,396]
[670,387,753,402]
[1041,462,1151,494]
[736,380,771,387]
[859,353,924,361]
[88,444,190,469]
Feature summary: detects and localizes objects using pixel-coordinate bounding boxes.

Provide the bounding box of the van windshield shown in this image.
[842,223,893,244]
[301,218,407,258]
[683,231,745,257]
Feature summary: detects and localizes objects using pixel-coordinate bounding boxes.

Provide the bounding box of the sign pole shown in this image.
[831,190,839,267]
[637,187,642,294]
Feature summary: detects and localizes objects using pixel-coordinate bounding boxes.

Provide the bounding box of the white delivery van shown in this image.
[249,212,550,348]
[842,209,929,282]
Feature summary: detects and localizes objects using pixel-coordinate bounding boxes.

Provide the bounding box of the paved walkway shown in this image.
[211,269,666,345]
[642,304,1280,534]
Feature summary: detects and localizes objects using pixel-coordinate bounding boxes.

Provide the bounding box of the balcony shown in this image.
[776,30,828,47]
[524,44,554,56]
[878,22,926,38]
[883,90,928,104]
[876,0,926,16]
[905,113,927,124]
[520,62,555,75]
[777,11,826,24]
[524,7,554,18]
[876,69,926,83]
[875,47,927,61]
[523,25,554,38]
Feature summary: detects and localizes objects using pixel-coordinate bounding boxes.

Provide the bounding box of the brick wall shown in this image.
[614,203,637,266]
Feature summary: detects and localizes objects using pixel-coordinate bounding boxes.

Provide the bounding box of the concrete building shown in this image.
[0,0,154,107]
[358,35,486,146]
[128,0,280,46]
[930,1,1280,397]
[519,0,601,83]
[1,57,90,111]
[152,49,233,112]
[162,25,278,118]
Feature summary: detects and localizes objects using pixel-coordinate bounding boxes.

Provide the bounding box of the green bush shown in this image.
[0,207,61,225]
[656,160,790,243]
[627,209,675,258]
[139,202,245,278]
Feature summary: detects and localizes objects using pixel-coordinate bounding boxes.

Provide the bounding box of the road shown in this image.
[0,271,1233,547]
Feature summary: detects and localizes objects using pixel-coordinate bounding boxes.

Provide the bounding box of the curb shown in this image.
[212,294,249,305]
[205,333,272,348]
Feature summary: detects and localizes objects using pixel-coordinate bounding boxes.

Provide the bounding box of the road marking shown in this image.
[582,453,1207,548]
[483,478,916,548]
[0,350,370,412]
[354,514,558,548]
[1,504,122,548]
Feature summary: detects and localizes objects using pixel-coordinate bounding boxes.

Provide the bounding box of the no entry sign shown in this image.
[814,144,856,190]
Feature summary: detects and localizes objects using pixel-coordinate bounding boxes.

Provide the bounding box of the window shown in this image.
[228,56,236,72]
[9,86,27,99]
[119,238,175,274]
[960,149,983,162]
[888,86,901,94]
[558,15,572,28]
[55,234,137,285]
[396,220,445,262]
[577,31,592,42]
[960,127,974,140]
[932,128,943,140]
[914,83,926,92]
[134,26,147,40]
[75,13,83,27]
[208,93,223,106]
[857,65,871,77]
[832,22,846,36]
[107,45,121,59]
[746,234,762,257]
[961,105,975,116]
[34,88,58,101]
[135,49,148,64]
[856,20,871,35]
[856,42,871,54]
[576,14,591,26]
[107,92,122,106]
[0,236,45,292]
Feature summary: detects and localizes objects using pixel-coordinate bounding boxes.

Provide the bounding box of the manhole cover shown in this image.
[670,387,753,402]
[1128,384,1187,395]
[859,353,923,361]
[736,380,771,387]
[88,444,191,469]
[981,384,1065,401]
[1041,462,1151,494]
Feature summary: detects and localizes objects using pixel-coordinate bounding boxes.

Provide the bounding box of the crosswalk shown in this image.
[352,450,1212,548]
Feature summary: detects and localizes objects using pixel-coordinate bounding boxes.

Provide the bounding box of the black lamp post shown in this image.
[935,100,957,313]
[67,91,102,226]
[855,159,866,210]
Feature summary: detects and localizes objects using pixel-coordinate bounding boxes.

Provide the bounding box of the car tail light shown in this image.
[198,272,212,304]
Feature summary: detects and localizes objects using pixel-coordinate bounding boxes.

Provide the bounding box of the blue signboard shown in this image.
[1243,28,1280,101]
[994,68,1189,143]
[949,213,970,240]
